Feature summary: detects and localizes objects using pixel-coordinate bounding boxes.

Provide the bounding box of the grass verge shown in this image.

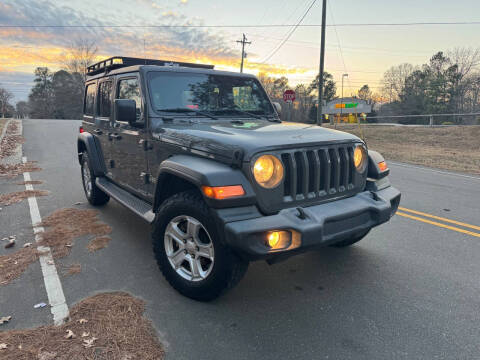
[328,125,480,175]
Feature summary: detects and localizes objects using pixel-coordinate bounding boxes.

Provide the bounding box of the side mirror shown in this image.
[114,99,136,125]
[273,102,282,115]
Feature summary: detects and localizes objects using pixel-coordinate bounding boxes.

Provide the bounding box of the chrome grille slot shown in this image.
[281,144,357,203]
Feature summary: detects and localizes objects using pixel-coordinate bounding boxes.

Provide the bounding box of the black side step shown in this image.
[96,177,155,223]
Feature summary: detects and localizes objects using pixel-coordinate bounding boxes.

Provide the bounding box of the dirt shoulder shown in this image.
[328,125,480,175]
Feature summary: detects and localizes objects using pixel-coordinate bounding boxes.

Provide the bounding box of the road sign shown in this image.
[283,90,296,103]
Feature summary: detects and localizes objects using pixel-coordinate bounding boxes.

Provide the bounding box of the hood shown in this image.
[153,119,363,162]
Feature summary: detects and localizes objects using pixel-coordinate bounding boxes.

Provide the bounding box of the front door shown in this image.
[109,74,149,197]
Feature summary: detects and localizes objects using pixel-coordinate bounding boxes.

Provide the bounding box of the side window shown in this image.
[117,78,142,122]
[84,83,96,116]
[98,81,112,118]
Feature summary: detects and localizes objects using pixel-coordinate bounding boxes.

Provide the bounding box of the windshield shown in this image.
[148,72,275,117]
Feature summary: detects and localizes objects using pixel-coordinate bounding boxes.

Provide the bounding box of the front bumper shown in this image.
[222,186,401,261]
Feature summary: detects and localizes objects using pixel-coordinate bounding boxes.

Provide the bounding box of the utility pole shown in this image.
[237,34,251,73]
[316,0,327,126]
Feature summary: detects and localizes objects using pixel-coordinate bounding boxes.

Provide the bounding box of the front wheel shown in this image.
[152,190,248,301]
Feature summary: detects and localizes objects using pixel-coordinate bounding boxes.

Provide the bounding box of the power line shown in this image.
[1,21,479,28]
[260,0,318,64]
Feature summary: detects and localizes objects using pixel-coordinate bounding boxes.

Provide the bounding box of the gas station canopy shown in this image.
[323,97,372,115]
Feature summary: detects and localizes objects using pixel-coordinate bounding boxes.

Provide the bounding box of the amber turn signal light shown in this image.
[201,185,245,200]
[378,161,388,172]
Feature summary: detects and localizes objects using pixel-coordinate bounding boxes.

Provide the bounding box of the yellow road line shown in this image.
[396,211,480,238]
[399,207,480,231]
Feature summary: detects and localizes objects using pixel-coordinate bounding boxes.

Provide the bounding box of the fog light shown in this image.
[266,231,292,250]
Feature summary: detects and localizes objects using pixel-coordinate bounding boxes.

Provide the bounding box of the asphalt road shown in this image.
[1,119,480,359]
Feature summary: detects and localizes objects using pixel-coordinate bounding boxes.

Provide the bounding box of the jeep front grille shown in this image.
[280,145,356,202]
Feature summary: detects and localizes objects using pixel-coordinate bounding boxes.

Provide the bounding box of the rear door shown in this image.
[95,78,114,177]
[109,74,149,197]
[83,81,110,172]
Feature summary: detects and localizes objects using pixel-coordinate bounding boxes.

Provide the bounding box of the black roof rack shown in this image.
[86,56,214,76]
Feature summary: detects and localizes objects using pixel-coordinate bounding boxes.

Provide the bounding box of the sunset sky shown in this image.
[1,0,479,102]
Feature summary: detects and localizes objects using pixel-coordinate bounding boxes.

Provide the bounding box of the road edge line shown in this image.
[388,161,480,181]
[22,155,69,325]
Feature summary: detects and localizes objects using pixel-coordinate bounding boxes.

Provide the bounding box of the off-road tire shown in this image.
[152,190,248,301]
[330,229,371,248]
[81,152,110,206]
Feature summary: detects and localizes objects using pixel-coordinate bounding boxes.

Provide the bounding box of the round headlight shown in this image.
[253,155,284,189]
[354,145,367,173]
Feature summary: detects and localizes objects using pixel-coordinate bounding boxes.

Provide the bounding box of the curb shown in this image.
[0,118,23,165]
[0,118,12,144]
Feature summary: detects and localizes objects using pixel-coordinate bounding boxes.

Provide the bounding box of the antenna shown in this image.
[143,36,146,65]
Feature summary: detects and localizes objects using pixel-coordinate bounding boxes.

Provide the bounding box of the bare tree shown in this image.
[446,47,480,79]
[381,63,416,102]
[0,87,14,118]
[59,38,98,81]
[446,47,480,114]
[357,84,373,101]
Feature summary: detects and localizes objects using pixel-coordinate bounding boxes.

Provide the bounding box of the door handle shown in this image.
[93,129,103,135]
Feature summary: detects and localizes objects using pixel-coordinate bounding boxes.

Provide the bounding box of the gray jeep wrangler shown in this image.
[78,56,400,300]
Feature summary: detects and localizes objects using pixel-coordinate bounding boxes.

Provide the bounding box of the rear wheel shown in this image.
[81,152,109,206]
[152,190,248,301]
[330,229,370,248]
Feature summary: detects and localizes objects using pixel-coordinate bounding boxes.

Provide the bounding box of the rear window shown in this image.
[84,83,96,116]
[98,81,112,118]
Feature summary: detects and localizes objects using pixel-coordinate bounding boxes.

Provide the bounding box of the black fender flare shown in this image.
[77,132,107,177]
[153,155,256,211]
[367,150,389,180]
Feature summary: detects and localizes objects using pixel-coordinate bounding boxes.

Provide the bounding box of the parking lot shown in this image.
[1,119,480,359]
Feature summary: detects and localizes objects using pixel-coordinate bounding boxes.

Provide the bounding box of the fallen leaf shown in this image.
[4,239,15,248]
[83,337,98,348]
[38,351,57,360]
[0,343,7,350]
[23,242,32,248]
[78,318,88,324]
[0,316,11,325]
[81,332,90,337]
[65,329,75,339]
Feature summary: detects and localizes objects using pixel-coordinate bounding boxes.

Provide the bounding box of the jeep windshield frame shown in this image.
[147,71,276,119]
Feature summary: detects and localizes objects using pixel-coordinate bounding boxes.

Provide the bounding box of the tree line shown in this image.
[258,72,337,123]
[0,39,97,120]
[1,43,478,124]
[379,48,480,124]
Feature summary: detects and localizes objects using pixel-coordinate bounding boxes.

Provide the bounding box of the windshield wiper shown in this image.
[216,107,263,119]
[158,108,218,120]
[231,107,280,122]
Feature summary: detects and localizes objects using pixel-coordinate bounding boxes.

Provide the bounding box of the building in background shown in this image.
[323,97,372,123]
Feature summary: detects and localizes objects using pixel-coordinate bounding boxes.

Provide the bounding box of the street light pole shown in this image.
[316,0,327,126]
[340,73,348,125]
